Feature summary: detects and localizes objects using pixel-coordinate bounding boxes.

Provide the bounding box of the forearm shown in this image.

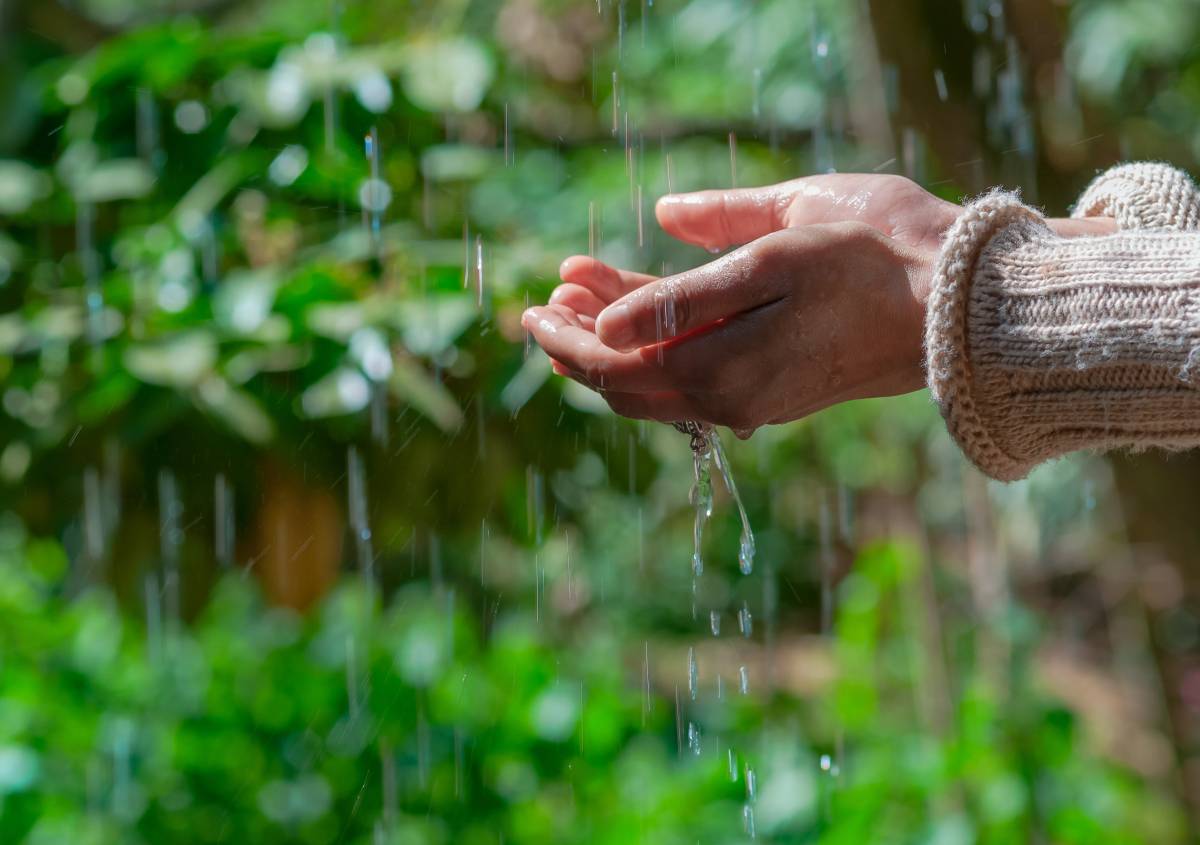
[926,191,1200,481]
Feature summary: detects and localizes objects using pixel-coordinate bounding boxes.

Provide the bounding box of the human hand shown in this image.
[525,174,1114,433]
[526,220,932,434]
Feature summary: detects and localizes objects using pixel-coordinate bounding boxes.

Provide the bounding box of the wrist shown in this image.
[1047,217,1117,238]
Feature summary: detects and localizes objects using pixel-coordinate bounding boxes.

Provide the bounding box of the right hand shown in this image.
[548,173,962,322]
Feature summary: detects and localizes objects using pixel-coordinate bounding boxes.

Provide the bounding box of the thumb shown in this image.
[655,185,789,250]
[595,231,793,351]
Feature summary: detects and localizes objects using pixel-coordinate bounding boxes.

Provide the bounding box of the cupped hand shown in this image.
[526,173,1115,433]
[526,220,931,433]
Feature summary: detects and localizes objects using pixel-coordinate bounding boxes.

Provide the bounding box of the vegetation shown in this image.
[2,0,1200,842]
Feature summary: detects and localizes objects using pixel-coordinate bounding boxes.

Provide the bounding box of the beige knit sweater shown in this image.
[926,163,1200,481]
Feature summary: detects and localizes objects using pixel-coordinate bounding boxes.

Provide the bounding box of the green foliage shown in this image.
[0,531,1185,844]
[0,0,1195,842]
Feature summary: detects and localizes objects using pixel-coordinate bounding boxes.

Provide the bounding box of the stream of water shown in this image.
[675,421,760,836]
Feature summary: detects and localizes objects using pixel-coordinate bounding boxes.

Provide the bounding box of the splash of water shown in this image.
[711,435,755,574]
[688,437,713,579]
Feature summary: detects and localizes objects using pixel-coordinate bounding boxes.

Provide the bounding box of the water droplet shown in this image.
[347,447,374,581]
[738,530,755,575]
[687,721,701,755]
[738,665,749,695]
[709,610,721,636]
[738,602,753,638]
[743,804,756,838]
[687,647,698,701]
[728,749,738,781]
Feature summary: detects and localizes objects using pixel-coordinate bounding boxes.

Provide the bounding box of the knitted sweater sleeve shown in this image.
[925,164,1200,481]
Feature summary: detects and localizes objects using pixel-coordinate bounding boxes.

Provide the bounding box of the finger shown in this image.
[522,305,673,392]
[656,185,790,250]
[595,233,790,351]
[549,283,608,318]
[559,255,657,303]
[553,361,702,423]
[541,302,596,332]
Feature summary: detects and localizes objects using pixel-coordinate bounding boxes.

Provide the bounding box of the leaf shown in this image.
[76,372,139,422]
[0,161,52,215]
[299,366,371,418]
[306,302,366,341]
[0,315,25,355]
[195,376,275,444]
[73,159,157,203]
[213,269,279,335]
[31,305,84,344]
[224,344,312,384]
[391,295,477,356]
[123,332,217,387]
[500,348,551,415]
[389,355,462,432]
[401,37,494,113]
[420,144,496,183]
[173,153,255,227]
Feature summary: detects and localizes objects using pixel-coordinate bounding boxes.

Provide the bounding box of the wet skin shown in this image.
[522,173,1116,435]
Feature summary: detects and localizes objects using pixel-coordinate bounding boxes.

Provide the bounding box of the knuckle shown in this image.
[747,230,792,274]
[826,219,880,244]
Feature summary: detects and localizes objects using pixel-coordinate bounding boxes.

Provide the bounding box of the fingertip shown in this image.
[559,255,586,279]
[559,254,605,282]
[551,359,571,376]
[655,192,712,247]
[654,194,681,228]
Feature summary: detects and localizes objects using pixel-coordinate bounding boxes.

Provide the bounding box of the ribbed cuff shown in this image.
[1072,162,1200,231]
[927,191,1200,481]
[925,191,1050,480]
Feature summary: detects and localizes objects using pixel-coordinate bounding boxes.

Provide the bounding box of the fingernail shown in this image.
[521,307,538,327]
[597,303,634,348]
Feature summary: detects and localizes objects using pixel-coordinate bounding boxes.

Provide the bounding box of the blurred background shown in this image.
[3,0,1200,842]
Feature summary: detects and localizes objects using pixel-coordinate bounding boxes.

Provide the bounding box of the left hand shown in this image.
[524,220,932,434]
